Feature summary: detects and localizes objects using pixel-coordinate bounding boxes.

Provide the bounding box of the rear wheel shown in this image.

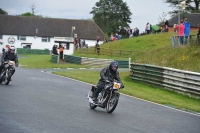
[106,94,119,113]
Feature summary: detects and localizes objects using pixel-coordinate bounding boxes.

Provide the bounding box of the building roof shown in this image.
[0,15,105,40]
[168,13,200,28]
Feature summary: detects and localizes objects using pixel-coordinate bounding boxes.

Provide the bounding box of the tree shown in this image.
[0,8,8,15]
[165,0,200,16]
[158,12,167,25]
[21,12,36,16]
[90,0,132,36]
[19,3,49,18]
[30,3,38,15]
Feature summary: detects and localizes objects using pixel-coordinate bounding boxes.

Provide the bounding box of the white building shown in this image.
[0,15,105,54]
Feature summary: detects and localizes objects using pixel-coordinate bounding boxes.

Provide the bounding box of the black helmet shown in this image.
[109,61,118,73]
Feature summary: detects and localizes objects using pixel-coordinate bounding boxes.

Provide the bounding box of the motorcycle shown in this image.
[87,80,122,113]
[0,61,15,85]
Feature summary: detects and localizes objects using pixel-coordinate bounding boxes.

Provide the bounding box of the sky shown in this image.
[1,0,174,33]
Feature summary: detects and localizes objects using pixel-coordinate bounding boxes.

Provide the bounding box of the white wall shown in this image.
[63,44,74,55]
[0,35,55,52]
[0,35,103,55]
[84,40,103,47]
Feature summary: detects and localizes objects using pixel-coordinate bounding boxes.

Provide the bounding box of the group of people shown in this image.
[74,38,87,49]
[126,27,140,38]
[145,20,169,35]
[175,18,190,45]
[52,44,65,59]
[0,45,18,80]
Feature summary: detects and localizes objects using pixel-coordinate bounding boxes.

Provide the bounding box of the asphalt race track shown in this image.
[0,67,199,133]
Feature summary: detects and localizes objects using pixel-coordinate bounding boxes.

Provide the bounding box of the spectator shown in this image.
[146,22,150,34]
[127,27,133,38]
[116,34,121,40]
[58,44,64,59]
[136,28,139,36]
[150,24,152,34]
[112,35,117,41]
[52,44,58,55]
[197,24,200,35]
[173,24,177,32]
[183,18,190,45]
[78,38,81,48]
[95,42,100,55]
[74,38,78,50]
[110,34,114,41]
[165,20,169,32]
[104,38,108,43]
[82,39,86,47]
[176,20,185,46]
[96,36,100,43]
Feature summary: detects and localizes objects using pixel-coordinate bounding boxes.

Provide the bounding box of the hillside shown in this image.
[74,31,200,72]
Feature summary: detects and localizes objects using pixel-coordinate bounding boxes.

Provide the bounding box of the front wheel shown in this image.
[4,69,11,85]
[89,103,97,110]
[89,90,97,110]
[106,94,119,113]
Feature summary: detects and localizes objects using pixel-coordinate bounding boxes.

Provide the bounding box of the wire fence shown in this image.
[171,35,200,47]
[79,47,136,58]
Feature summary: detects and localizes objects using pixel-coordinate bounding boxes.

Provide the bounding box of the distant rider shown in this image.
[0,46,18,79]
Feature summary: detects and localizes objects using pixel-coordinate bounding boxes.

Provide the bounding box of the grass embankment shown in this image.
[74,32,200,72]
[18,55,90,69]
[53,70,200,113]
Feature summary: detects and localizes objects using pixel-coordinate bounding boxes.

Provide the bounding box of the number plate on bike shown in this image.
[113,82,121,89]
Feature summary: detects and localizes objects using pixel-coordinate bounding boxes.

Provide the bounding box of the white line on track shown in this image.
[41,71,200,117]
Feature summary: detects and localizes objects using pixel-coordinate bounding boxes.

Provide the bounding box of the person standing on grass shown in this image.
[58,44,64,59]
[183,18,190,45]
[52,45,58,55]
[197,24,200,45]
[96,36,100,43]
[165,20,169,32]
[176,20,185,46]
[146,22,150,34]
[197,24,200,36]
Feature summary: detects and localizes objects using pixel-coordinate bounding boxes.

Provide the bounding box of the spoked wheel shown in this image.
[106,94,119,113]
[4,70,11,85]
[89,103,97,110]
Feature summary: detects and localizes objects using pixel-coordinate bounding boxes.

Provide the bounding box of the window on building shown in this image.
[17,36,26,41]
[42,37,51,42]
[0,35,3,39]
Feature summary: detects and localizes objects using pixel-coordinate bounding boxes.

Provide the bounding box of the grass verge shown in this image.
[18,55,91,69]
[52,70,200,113]
[74,32,200,72]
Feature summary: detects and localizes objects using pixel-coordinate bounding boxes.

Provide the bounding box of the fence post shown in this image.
[129,58,131,70]
[120,50,122,56]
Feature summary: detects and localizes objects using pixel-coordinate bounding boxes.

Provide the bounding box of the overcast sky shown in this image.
[1,0,174,33]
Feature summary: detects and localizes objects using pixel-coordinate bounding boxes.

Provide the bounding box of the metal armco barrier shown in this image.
[51,54,59,63]
[64,55,130,68]
[64,55,82,64]
[130,63,200,98]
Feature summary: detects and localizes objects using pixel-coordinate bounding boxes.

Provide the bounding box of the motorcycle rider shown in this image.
[0,46,18,78]
[92,61,124,101]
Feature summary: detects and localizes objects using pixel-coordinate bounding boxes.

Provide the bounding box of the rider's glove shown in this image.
[15,64,18,67]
